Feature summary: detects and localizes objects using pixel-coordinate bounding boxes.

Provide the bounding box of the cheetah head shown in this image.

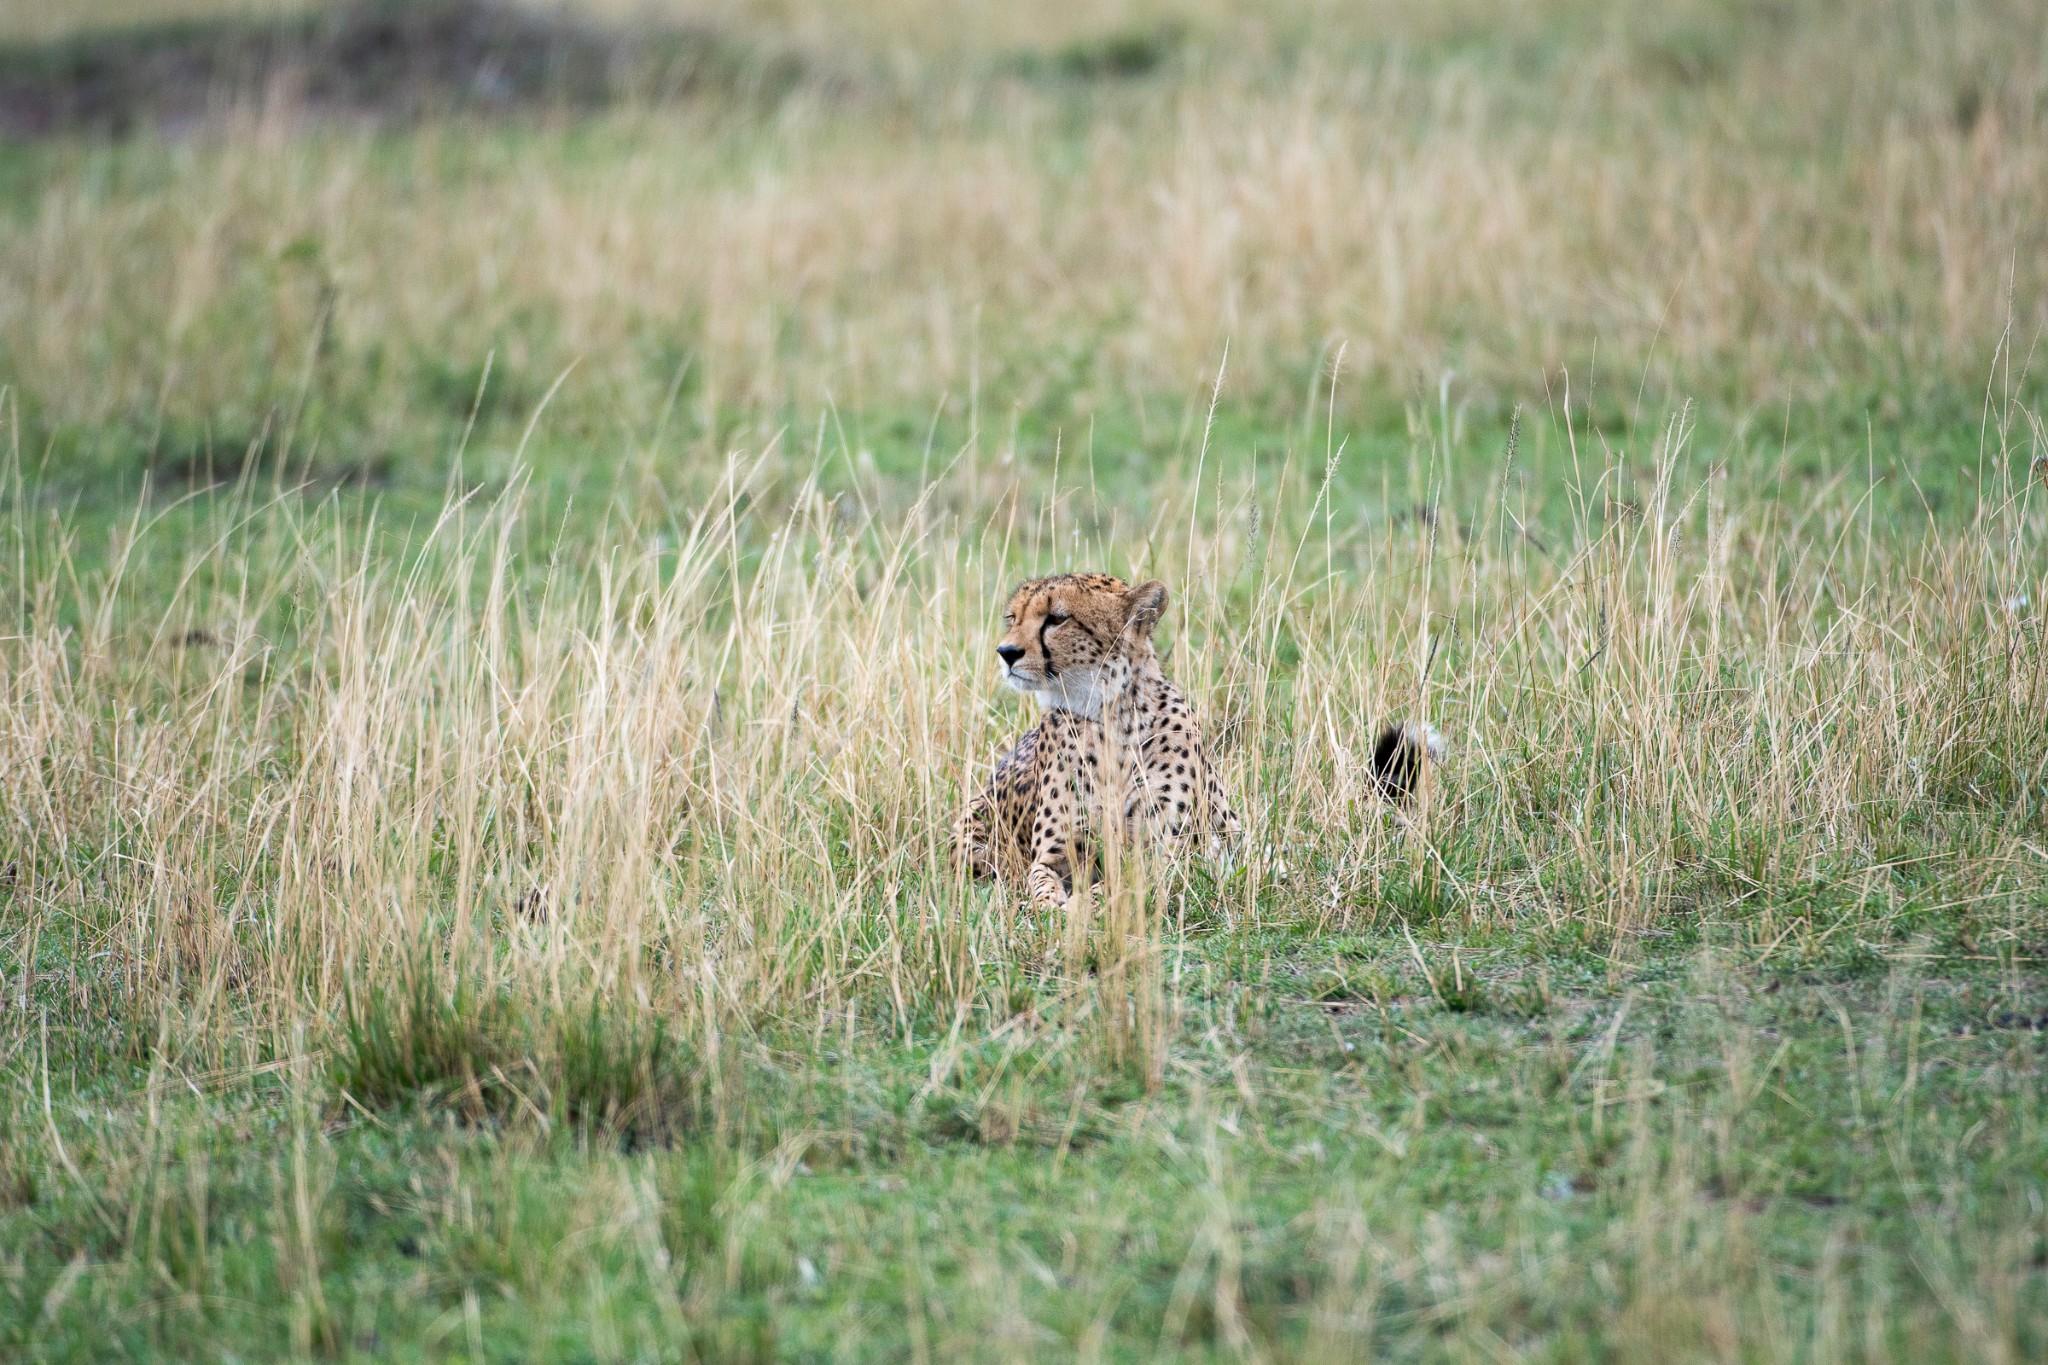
[993,572,1167,718]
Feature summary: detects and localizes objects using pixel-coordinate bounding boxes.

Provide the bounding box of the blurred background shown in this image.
[0,0,2041,503]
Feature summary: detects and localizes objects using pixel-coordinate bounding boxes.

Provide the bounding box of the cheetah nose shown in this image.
[996,644,1025,667]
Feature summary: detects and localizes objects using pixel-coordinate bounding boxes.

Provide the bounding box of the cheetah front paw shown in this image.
[1025,863,1069,908]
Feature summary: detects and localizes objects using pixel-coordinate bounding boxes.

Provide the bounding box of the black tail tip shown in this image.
[1369,721,1447,804]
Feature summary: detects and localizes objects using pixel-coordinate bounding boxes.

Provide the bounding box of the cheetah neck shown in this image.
[1033,665,1115,719]
[1035,656,1164,729]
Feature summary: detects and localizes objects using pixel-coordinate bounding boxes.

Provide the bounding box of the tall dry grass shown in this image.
[4,377,2042,1090]
[4,379,2043,1355]
[3,8,2047,1345]
[3,0,2043,436]
[0,0,313,43]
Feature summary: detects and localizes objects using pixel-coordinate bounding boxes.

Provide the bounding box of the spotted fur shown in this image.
[955,573,1240,906]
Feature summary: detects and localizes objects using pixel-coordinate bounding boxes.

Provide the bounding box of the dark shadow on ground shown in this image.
[0,0,810,137]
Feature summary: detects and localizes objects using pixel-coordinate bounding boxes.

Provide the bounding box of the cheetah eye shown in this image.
[1001,613,1015,627]
[1045,610,1070,627]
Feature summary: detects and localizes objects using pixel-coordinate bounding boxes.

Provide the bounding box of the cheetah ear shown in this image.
[1123,580,1168,636]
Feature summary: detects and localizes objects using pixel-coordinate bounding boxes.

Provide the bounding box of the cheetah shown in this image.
[955,573,1240,907]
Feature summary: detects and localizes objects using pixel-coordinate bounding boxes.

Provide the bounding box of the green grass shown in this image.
[2,0,2047,1359]
[3,385,2039,1358]
[8,924,2047,1359]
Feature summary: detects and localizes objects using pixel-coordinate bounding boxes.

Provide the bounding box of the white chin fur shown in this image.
[1035,668,1107,719]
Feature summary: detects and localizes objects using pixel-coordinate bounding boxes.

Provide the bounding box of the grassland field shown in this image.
[1,0,2047,1360]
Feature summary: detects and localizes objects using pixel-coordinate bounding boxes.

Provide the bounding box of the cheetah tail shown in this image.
[1368,721,1448,804]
